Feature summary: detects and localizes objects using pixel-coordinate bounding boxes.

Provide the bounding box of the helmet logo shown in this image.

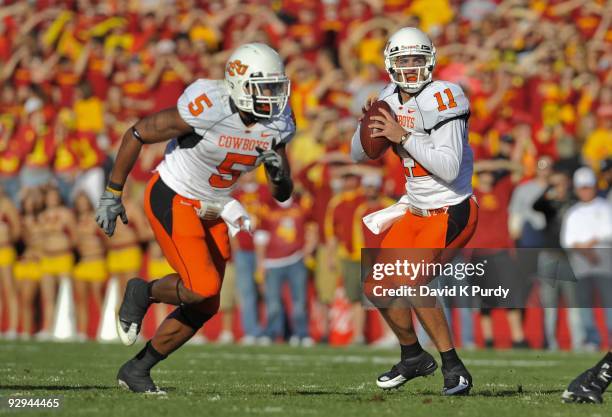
[227,60,249,76]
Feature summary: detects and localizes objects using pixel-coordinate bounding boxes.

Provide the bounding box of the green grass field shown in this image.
[1,341,610,417]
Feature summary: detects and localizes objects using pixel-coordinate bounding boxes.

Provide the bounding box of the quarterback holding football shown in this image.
[351,27,478,395]
[95,43,295,393]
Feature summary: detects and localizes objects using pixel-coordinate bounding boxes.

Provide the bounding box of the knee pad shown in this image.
[168,305,213,331]
[193,295,220,316]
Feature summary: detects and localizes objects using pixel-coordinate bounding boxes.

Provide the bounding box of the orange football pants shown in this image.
[381,196,478,249]
[364,196,479,299]
[144,173,230,312]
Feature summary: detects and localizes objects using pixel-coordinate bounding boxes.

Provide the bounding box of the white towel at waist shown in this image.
[362,195,411,235]
[220,198,252,237]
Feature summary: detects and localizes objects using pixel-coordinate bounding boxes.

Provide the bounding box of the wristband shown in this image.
[107,181,124,192]
[106,181,123,196]
[400,134,410,146]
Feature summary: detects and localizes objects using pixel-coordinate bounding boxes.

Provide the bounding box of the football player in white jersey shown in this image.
[351,28,479,395]
[95,43,295,393]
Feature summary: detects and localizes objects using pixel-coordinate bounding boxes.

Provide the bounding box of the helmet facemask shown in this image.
[385,50,435,94]
[238,74,290,119]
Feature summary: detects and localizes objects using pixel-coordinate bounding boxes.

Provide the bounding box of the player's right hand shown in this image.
[255,139,285,183]
[95,189,128,237]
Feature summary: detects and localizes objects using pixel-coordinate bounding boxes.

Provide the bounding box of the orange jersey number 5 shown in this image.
[209,153,258,189]
[434,88,457,112]
[188,93,213,116]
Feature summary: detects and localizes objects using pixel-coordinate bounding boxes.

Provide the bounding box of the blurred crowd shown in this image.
[0,0,611,349]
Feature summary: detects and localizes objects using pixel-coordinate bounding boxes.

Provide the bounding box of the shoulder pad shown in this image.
[177,79,231,130]
[415,81,470,131]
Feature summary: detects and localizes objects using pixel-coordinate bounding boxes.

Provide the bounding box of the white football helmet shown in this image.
[384,27,436,94]
[224,43,290,119]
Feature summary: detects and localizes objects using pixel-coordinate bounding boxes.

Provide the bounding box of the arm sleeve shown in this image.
[350,126,368,162]
[403,117,465,183]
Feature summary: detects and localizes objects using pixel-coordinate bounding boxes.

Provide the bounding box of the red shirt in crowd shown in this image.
[353,197,394,250]
[55,69,80,108]
[467,175,515,248]
[68,131,105,170]
[152,68,185,112]
[297,161,335,243]
[325,189,366,260]
[256,197,311,263]
[87,54,111,99]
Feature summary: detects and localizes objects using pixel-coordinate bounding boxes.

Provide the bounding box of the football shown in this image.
[359,100,393,159]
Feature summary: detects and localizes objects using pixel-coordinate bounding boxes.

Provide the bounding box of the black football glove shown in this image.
[256,140,285,183]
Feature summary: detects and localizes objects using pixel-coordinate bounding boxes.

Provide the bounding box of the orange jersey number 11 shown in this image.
[188,93,213,116]
[434,88,457,112]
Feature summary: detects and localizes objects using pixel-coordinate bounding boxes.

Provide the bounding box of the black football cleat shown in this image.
[117,359,164,394]
[562,363,611,404]
[116,278,151,346]
[376,351,438,390]
[442,363,472,396]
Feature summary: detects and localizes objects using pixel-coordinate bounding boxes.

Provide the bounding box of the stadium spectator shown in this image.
[231,172,270,345]
[533,169,582,350]
[38,185,76,341]
[296,153,351,343]
[561,167,612,350]
[72,190,106,341]
[14,187,44,340]
[509,155,552,248]
[351,173,397,347]
[469,163,528,348]
[103,187,150,298]
[255,196,317,346]
[325,170,366,344]
[18,96,55,190]
[0,184,20,340]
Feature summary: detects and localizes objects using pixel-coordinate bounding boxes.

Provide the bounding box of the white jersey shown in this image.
[351,80,473,209]
[156,79,295,201]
